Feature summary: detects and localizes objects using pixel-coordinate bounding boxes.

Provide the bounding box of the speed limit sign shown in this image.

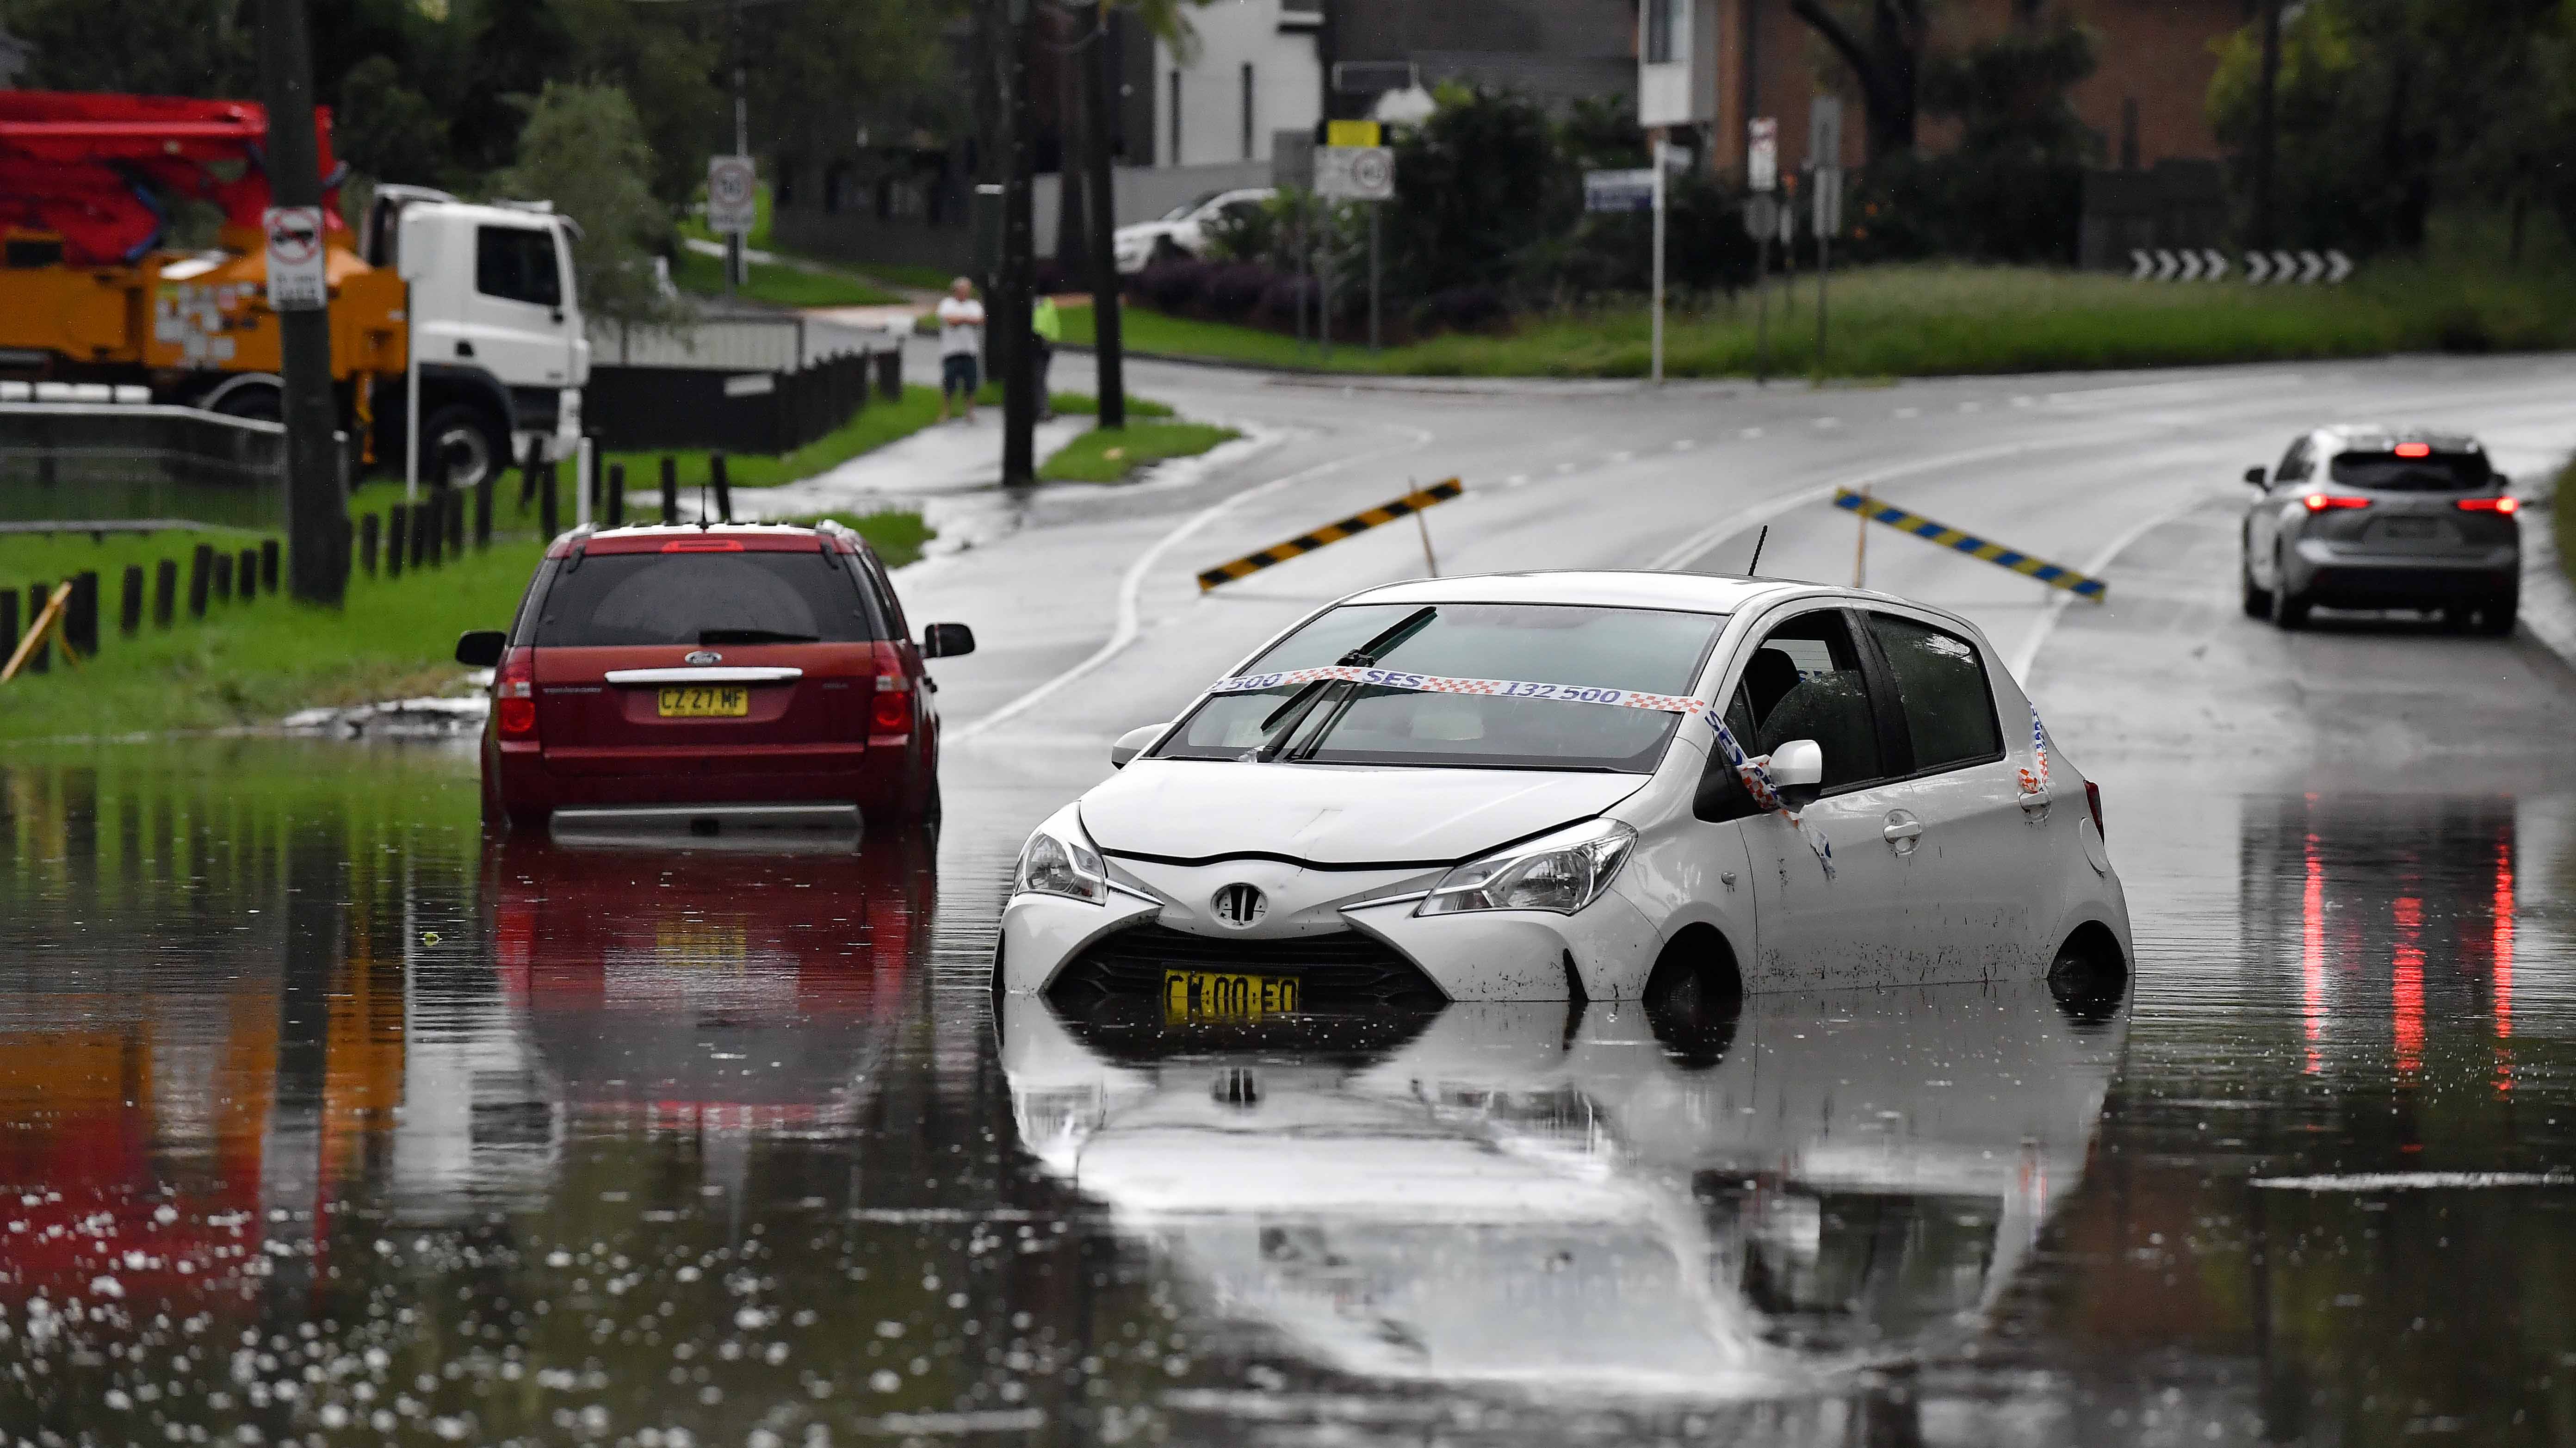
[707,155,758,234]
[1316,146,1395,201]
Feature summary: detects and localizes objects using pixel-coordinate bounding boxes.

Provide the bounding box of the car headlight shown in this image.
[1014,817,1108,904]
[1416,819,1637,917]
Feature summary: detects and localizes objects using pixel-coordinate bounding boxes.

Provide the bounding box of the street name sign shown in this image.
[1585,168,1659,214]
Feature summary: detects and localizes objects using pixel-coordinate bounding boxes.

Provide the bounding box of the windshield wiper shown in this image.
[1248,606,1437,762]
[698,628,820,644]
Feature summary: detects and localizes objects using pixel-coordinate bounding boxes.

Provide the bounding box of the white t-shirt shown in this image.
[935,297,985,358]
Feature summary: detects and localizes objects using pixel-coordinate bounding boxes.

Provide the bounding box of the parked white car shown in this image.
[1111,188,1275,274]
[1001,572,2131,1007]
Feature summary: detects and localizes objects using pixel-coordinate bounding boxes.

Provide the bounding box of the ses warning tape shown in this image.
[1207,665,1711,716]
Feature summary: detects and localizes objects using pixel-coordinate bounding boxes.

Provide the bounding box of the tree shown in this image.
[493,81,687,332]
[336,55,451,189]
[1787,0,1927,161]
[1385,87,1569,299]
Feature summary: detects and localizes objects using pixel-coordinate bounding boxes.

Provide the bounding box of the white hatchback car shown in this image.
[1002,572,2130,1009]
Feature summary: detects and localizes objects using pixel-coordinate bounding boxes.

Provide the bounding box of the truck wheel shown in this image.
[204,378,284,422]
[419,403,506,491]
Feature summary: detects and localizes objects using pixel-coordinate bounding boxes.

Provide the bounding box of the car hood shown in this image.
[1080,760,1641,866]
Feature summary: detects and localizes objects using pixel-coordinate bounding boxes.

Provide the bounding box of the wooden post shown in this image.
[237,548,260,600]
[188,545,213,617]
[423,501,445,568]
[607,464,626,526]
[660,457,679,525]
[711,454,733,523]
[1853,485,1870,588]
[153,558,177,627]
[0,591,15,671]
[359,513,380,575]
[260,539,280,594]
[539,461,560,538]
[118,565,144,636]
[65,571,99,656]
[386,507,408,578]
[473,472,494,548]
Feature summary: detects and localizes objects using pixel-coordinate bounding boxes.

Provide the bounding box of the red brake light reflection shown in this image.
[661,539,744,552]
[2303,493,2371,512]
[2393,442,2432,458]
[2457,496,2519,514]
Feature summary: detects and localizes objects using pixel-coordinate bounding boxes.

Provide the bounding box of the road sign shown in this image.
[1314,146,1395,201]
[1811,168,1844,236]
[1744,192,1779,241]
[1584,168,1659,213]
[1748,117,1778,192]
[1325,119,1382,148]
[261,206,327,311]
[706,155,758,235]
[1808,96,1844,167]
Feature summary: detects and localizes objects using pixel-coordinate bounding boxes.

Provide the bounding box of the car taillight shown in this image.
[2085,780,2105,839]
[872,677,911,733]
[2456,496,2519,514]
[495,647,538,739]
[2303,493,2371,512]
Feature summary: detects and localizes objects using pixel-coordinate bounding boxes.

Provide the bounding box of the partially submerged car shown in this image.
[1002,572,2130,1007]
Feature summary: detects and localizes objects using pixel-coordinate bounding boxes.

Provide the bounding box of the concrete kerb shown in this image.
[2516,463,2576,676]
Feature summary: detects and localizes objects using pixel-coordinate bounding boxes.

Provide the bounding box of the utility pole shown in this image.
[1083,0,1126,427]
[2250,0,2283,252]
[728,0,749,294]
[990,0,1040,486]
[258,0,346,605]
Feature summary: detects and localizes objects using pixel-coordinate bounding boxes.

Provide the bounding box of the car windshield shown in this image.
[530,551,880,647]
[2329,449,2491,492]
[1159,191,1223,222]
[1154,602,1728,772]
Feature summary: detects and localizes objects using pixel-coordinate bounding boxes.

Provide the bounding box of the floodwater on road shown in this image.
[1,718,2572,1445]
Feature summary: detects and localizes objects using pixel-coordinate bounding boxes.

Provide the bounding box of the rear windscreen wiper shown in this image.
[699,628,820,644]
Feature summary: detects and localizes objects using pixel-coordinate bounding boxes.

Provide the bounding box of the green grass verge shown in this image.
[1064,260,2576,380]
[1038,422,1241,484]
[669,246,902,308]
[0,506,928,742]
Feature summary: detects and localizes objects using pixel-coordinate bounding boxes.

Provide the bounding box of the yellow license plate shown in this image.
[1164,970,1298,1021]
[657,686,748,718]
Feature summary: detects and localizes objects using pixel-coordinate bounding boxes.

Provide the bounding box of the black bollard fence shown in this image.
[874,348,902,401]
[607,464,625,526]
[539,461,560,538]
[423,501,445,569]
[188,545,213,617]
[260,539,279,595]
[660,456,679,525]
[237,548,260,601]
[446,487,466,554]
[153,558,177,628]
[118,565,143,636]
[22,584,47,673]
[710,453,733,524]
[386,508,408,579]
[519,441,539,509]
[0,590,14,664]
[360,513,381,576]
[410,501,431,569]
[473,473,494,548]
[65,572,98,657]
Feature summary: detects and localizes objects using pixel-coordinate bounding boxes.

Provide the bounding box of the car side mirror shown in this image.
[920,623,976,659]
[1109,723,1166,769]
[2243,466,2267,487]
[455,630,507,668]
[1765,738,1825,811]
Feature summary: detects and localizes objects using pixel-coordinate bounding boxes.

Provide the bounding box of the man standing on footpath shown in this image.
[1031,293,1061,421]
[936,278,986,424]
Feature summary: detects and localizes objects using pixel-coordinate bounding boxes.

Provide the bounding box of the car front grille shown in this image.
[1047,922,1448,1008]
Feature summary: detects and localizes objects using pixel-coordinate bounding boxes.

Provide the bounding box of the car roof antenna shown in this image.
[1746,525,1768,576]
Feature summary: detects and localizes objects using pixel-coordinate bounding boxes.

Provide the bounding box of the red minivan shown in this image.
[456,521,973,834]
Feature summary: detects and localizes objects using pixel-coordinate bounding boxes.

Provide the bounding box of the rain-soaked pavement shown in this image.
[6,355,2576,1445]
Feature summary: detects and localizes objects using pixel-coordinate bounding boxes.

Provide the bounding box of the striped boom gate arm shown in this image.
[1832,489,2107,601]
[1198,479,1465,591]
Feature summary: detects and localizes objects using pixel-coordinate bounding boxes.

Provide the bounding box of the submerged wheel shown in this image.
[2239,538,2271,619]
[2477,592,2518,636]
[2046,931,2129,1027]
[2269,548,2310,630]
[1642,929,1744,1071]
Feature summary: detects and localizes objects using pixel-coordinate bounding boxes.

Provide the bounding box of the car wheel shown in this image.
[1150,236,1187,266]
[2268,547,2309,629]
[1641,930,1743,1071]
[2477,591,2518,636]
[2046,939,2128,1025]
[2442,601,2476,632]
[2238,543,2272,619]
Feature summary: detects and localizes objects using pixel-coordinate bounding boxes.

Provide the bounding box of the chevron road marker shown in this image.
[1196,478,1464,591]
[1833,489,2107,601]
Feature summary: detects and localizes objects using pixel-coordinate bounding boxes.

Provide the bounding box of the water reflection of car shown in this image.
[1004,978,2125,1395]
[483,833,933,1145]
[1005,573,2130,1009]
[455,520,976,835]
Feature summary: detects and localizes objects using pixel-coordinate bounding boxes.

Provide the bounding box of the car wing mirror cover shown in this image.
[1765,738,1826,809]
[1110,723,1167,769]
[455,629,507,667]
[921,623,977,659]
[2244,466,2267,486]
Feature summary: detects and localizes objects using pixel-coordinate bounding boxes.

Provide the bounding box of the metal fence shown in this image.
[588,314,900,372]
[0,403,297,532]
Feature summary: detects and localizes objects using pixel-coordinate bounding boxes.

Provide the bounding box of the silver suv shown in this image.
[2240,427,2520,633]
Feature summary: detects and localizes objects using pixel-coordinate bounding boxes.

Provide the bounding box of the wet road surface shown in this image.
[4,353,2576,1445]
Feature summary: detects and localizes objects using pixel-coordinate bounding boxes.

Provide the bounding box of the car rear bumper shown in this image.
[2290,540,2518,604]
[489,740,915,817]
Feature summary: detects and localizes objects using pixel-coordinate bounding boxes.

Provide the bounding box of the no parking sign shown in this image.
[262,206,327,310]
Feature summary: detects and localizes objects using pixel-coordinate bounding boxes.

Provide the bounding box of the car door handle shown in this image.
[1882,819,1923,843]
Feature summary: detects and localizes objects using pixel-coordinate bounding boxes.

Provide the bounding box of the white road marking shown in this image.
[1610,451,1634,463]
[1504,473,1530,487]
[1895,408,1920,419]
[1556,461,1579,473]
[2253,1172,2573,1192]
[1813,417,1840,429]
[952,426,1437,739]
[1960,402,1983,413]
[1673,439,1697,451]
[1740,427,1765,439]
[2009,489,2223,683]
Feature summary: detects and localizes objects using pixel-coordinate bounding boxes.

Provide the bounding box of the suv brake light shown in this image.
[2456,496,2518,514]
[2084,780,2105,839]
[2303,493,2371,512]
[872,676,911,733]
[496,647,538,740]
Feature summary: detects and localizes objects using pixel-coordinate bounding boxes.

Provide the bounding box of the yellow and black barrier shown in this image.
[1834,489,2107,601]
[1197,478,1464,591]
